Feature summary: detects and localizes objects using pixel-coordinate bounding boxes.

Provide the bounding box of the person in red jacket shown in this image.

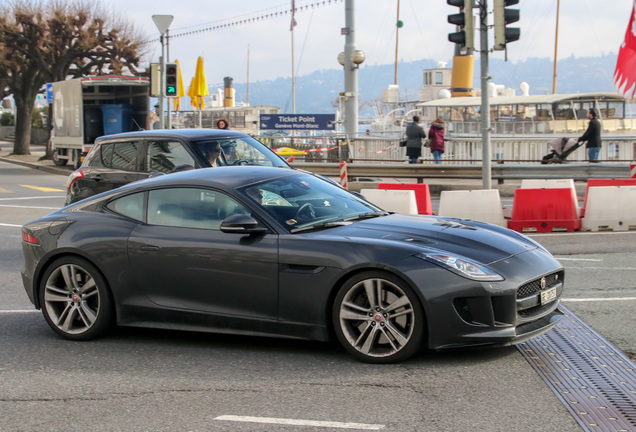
[428,118,446,164]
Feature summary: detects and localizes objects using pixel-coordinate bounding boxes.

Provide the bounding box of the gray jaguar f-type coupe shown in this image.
[21,166,564,363]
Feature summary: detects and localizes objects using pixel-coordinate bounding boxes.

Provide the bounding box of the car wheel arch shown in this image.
[325,266,430,343]
[33,251,115,311]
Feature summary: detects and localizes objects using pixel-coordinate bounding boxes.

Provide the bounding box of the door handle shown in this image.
[139,245,160,252]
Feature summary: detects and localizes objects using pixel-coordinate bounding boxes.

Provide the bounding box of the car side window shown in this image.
[147,188,250,230]
[146,141,196,173]
[107,192,144,221]
[100,141,141,170]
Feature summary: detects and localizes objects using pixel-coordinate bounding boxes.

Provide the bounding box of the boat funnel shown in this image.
[450,55,474,97]
[223,76,234,108]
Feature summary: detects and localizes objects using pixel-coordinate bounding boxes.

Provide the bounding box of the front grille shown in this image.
[516,271,563,299]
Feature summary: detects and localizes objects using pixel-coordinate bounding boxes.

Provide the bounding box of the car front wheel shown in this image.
[332,271,425,363]
[39,257,114,341]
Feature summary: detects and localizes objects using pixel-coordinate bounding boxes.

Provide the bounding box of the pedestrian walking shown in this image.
[428,118,446,164]
[577,108,602,162]
[405,115,427,164]
[216,118,230,130]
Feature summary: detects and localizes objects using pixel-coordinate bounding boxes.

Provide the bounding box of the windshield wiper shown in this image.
[343,211,389,222]
[290,221,352,233]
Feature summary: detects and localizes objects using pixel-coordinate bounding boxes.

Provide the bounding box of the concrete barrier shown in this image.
[361,189,418,214]
[438,190,506,227]
[521,179,581,217]
[581,186,636,231]
[377,183,433,215]
[508,188,581,233]
[582,178,636,217]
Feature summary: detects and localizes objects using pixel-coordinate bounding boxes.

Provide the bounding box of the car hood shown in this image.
[308,214,545,265]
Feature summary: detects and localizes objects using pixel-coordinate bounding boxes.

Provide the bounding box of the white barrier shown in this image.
[520,179,581,217]
[581,186,636,231]
[361,189,418,214]
[438,189,506,227]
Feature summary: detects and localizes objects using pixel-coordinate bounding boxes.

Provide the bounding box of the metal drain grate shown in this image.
[518,306,636,432]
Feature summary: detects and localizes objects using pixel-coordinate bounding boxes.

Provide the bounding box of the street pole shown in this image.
[166,30,172,129]
[159,35,166,129]
[344,0,358,139]
[152,15,173,131]
[479,1,492,189]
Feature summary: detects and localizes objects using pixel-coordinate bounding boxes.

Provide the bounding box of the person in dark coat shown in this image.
[428,118,446,164]
[577,108,602,162]
[405,115,427,164]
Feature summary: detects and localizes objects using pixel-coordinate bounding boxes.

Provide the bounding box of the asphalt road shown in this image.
[1,158,634,431]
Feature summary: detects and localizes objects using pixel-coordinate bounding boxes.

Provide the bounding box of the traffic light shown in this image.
[493,0,520,51]
[447,0,474,51]
[165,63,178,97]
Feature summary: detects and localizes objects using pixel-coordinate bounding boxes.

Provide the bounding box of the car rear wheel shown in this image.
[332,271,425,363]
[39,257,114,341]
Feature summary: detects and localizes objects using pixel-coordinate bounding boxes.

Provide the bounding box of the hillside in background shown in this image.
[231,54,618,116]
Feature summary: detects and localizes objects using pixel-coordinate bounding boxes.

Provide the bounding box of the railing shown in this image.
[254,135,636,164]
[288,161,633,183]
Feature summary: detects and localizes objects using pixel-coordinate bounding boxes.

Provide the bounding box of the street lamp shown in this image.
[152,15,174,129]
[338,49,366,69]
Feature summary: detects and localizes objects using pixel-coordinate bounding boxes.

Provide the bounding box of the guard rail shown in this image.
[290,162,633,183]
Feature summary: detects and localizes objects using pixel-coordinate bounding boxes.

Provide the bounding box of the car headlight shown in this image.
[417,253,504,281]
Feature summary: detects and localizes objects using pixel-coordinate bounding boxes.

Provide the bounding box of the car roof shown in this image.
[95,129,250,142]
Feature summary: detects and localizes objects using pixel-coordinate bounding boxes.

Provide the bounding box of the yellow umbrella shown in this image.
[187,77,199,109]
[173,60,186,111]
[190,56,209,110]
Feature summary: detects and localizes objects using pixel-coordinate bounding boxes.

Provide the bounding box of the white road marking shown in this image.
[0,309,39,314]
[0,196,64,201]
[555,257,603,261]
[0,223,22,227]
[0,204,59,210]
[562,297,636,302]
[214,415,385,430]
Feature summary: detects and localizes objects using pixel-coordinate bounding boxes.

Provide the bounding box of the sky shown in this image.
[101,0,632,92]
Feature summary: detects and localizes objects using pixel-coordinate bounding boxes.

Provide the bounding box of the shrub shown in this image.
[0,112,15,126]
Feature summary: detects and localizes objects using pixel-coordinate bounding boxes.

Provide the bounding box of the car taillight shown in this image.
[66,169,84,191]
[22,231,40,245]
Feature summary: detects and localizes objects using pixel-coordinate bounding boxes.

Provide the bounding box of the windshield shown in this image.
[194,135,288,168]
[238,173,386,232]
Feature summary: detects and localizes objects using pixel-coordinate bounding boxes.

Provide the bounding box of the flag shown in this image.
[614,3,636,99]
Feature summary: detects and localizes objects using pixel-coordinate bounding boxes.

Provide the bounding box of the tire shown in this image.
[39,257,114,341]
[332,271,425,363]
[72,149,82,170]
[52,149,68,166]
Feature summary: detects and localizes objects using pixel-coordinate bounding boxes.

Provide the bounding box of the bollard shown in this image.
[339,160,348,190]
[631,161,636,178]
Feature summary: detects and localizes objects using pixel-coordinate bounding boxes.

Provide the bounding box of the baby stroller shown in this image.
[541,137,583,164]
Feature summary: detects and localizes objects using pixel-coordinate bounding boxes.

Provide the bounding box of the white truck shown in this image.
[51,75,150,169]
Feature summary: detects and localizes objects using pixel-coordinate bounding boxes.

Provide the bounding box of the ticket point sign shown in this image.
[259,114,336,130]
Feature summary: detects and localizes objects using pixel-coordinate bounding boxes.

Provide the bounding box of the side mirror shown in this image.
[220,214,267,234]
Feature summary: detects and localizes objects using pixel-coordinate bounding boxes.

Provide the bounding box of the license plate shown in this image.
[540,287,557,305]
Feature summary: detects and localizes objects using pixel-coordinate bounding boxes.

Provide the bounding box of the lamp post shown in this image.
[340,0,365,139]
[152,15,173,130]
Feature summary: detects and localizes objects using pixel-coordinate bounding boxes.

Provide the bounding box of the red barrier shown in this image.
[508,188,581,233]
[377,183,433,215]
[339,160,348,190]
[582,178,636,217]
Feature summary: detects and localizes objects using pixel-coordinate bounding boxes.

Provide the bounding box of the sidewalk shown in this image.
[0,142,73,176]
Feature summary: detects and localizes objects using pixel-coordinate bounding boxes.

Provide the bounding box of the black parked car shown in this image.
[65,129,289,205]
[23,166,565,363]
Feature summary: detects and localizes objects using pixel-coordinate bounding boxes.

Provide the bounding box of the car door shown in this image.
[78,140,144,197]
[126,187,279,320]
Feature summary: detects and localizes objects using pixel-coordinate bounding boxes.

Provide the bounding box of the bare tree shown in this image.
[0,0,145,155]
